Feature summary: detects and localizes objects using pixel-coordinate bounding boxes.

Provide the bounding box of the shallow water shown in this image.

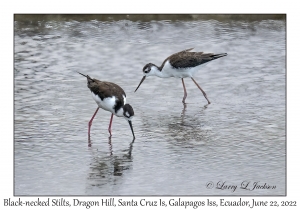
[14,15,285,195]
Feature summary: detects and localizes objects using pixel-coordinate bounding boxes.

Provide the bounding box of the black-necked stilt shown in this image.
[78,72,135,138]
[135,48,227,104]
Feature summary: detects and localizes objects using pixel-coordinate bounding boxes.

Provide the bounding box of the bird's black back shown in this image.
[86,76,126,113]
[160,48,227,69]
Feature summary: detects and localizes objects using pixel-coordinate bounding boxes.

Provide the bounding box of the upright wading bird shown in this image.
[78,72,135,138]
[135,48,227,104]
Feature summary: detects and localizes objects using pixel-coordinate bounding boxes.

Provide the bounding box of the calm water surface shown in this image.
[14,15,285,195]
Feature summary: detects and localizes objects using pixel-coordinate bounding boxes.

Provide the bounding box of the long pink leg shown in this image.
[181,78,187,103]
[88,107,99,137]
[108,113,114,136]
[191,77,211,104]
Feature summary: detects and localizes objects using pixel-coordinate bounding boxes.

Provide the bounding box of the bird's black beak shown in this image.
[134,76,146,92]
[128,121,135,139]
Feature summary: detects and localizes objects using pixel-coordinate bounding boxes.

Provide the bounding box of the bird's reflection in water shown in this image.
[167,103,211,148]
[203,103,209,109]
[108,136,113,156]
[181,103,187,117]
[86,136,135,191]
[88,136,92,147]
[107,136,135,155]
[181,102,209,117]
[112,137,135,176]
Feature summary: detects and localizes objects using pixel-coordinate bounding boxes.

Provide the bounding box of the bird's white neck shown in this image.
[149,65,168,78]
[151,60,175,78]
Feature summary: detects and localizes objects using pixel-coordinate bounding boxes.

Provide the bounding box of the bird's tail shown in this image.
[77,71,88,78]
[77,72,94,83]
[212,53,228,59]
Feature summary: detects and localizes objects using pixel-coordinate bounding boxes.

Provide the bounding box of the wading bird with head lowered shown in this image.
[78,72,135,139]
[135,48,227,104]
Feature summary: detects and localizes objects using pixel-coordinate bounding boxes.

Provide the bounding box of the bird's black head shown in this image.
[123,104,135,138]
[143,63,155,74]
[135,63,157,92]
[123,104,134,120]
